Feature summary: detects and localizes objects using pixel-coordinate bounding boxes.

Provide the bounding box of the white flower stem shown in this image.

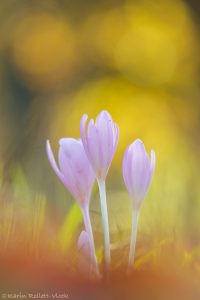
[128,209,140,272]
[82,206,100,279]
[97,179,111,273]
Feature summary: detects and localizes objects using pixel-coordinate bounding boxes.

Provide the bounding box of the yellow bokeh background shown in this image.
[0,0,200,290]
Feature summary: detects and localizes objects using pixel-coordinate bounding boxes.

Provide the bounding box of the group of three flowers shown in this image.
[46,110,156,278]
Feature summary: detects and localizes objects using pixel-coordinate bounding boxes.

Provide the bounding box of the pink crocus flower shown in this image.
[122,139,156,271]
[123,139,156,210]
[80,110,119,180]
[80,110,119,274]
[46,138,95,208]
[46,138,99,277]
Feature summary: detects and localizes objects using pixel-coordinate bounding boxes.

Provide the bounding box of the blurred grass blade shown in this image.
[58,203,82,254]
[31,195,46,257]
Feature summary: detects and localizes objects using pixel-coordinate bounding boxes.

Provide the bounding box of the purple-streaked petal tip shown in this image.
[134,138,143,145]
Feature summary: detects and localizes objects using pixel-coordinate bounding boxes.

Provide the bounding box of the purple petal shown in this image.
[80,110,119,180]
[58,145,79,199]
[142,150,156,194]
[58,138,95,207]
[97,112,119,177]
[122,139,156,209]
[122,145,133,196]
[112,124,119,156]
[80,114,91,160]
[46,140,66,185]
[86,119,102,175]
[131,141,150,201]
[80,114,88,143]
[96,110,112,123]
[150,150,156,178]
[96,112,114,176]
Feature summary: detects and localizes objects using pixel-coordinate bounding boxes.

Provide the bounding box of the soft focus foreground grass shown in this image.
[0,140,200,282]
